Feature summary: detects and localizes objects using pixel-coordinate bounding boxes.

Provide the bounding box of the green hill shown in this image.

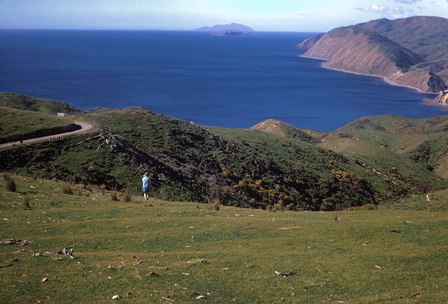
[1,94,447,211]
[248,116,447,199]
[0,92,81,115]
[82,108,379,210]
[320,115,448,179]
[0,94,89,144]
[0,106,75,143]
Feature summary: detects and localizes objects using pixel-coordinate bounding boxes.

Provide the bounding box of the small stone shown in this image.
[275,270,294,277]
[134,259,144,265]
[62,247,74,257]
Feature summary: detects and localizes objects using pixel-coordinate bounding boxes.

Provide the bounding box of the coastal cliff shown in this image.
[435,90,448,105]
[299,16,448,93]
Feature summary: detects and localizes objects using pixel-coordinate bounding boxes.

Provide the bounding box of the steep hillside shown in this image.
[434,90,448,105]
[299,16,448,92]
[358,16,448,63]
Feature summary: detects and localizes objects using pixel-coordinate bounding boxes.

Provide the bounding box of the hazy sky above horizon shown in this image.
[0,0,447,32]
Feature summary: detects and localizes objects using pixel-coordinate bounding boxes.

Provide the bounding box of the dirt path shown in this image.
[0,121,94,150]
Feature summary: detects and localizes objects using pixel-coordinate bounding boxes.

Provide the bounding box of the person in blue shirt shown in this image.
[142,172,151,200]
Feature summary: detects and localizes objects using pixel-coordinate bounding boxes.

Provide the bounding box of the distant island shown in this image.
[299,16,448,95]
[195,23,255,36]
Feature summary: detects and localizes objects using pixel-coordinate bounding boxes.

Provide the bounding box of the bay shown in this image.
[0,30,445,131]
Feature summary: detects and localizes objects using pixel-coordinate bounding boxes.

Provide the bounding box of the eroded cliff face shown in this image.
[299,16,448,93]
[435,90,448,105]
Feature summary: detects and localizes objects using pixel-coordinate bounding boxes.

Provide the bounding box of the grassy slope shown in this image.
[212,127,394,198]
[320,115,448,179]
[0,93,81,115]
[1,94,446,210]
[387,188,448,212]
[1,104,445,210]
[247,117,447,199]
[87,109,379,209]
[0,106,74,140]
[0,175,447,304]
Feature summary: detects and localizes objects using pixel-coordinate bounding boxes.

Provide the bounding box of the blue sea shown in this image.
[0,30,446,131]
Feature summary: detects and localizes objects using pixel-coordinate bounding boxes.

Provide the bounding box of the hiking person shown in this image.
[142,172,151,200]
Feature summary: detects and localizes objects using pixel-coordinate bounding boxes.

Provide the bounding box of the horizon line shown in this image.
[0,28,323,34]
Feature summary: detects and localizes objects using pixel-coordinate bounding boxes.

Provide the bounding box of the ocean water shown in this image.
[0,30,445,131]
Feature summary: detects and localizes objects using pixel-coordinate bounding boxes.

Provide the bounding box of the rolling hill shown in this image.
[319,115,448,179]
[1,94,447,211]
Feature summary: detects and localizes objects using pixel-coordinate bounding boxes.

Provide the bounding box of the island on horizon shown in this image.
[194,22,255,36]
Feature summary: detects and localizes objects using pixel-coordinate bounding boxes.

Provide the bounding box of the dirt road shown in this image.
[0,121,94,150]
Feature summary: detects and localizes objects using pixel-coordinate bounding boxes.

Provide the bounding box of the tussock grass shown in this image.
[61,184,73,195]
[6,176,17,192]
[0,175,447,303]
[110,191,119,202]
[121,187,132,202]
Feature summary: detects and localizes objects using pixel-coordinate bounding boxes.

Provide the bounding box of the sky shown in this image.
[0,0,447,32]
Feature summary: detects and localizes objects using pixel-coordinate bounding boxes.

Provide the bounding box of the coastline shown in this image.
[298,54,434,95]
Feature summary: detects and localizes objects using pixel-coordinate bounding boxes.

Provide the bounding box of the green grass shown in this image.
[0,92,81,115]
[318,115,448,194]
[1,175,447,303]
[0,106,74,139]
[384,188,448,212]
[1,98,446,210]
